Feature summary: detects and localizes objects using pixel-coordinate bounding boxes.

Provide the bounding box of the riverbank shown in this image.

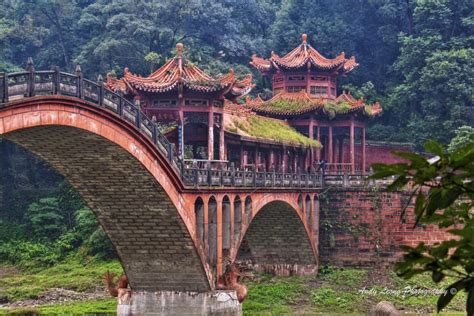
[0,255,466,315]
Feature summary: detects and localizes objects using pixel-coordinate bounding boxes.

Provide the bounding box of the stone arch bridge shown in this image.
[0,68,372,314]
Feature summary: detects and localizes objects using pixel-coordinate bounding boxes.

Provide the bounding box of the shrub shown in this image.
[0,240,61,268]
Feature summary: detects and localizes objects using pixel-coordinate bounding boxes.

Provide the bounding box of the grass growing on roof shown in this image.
[323,101,352,119]
[265,99,314,113]
[230,116,320,147]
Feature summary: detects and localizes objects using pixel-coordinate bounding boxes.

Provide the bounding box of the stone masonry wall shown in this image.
[319,188,454,267]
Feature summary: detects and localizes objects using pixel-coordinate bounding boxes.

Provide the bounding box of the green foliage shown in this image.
[26,197,65,240]
[324,101,352,119]
[0,299,117,315]
[0,0,471,146]
[448,126,474,153]
[0,254,122,302]
[0,241,61,269]
[370,139,474,314]
[243,276,309,314]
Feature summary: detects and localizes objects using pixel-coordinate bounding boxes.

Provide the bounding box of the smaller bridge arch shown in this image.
[236,200,318,276]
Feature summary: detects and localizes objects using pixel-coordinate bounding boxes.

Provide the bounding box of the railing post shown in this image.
[167,143,174,162]
[117,92,124,117]
[343,173,349,187]
[193,167,199,187]
[207,162,212,186]
[52,66,60,94]
[219,163,224,186]
[75,65,83,99]
[151,124,157,144]
[272,169,276,187]
[0,72,7,104]
[252,168,257,187]
[231,162,235,186]
[26,57,35,97]
[135,111,141,129]
[97,74,104,107]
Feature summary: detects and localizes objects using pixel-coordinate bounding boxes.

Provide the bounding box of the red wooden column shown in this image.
[350,119,355,173]
[219,115,225,161]
[316,126,321,161]
[208,111,214,160]
[328,126,333,164]
[178,110,185,158]
[362,126,366,174]
[283,146,288,172]
[269,148,275,170]
[308,119,315,168]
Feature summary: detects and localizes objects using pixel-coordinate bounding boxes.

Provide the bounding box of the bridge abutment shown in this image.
[117,290,242,316]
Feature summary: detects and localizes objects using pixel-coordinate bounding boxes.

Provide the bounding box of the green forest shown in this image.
[0,0,473,313]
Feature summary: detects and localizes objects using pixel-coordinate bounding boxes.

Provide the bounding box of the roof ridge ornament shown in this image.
[302,33,308,44]
[176,43,184,57]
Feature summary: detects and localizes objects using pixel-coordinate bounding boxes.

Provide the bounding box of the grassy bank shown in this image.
[0,256,467,315]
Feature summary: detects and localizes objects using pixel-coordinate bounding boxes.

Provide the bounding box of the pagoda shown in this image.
[247,34,382,173]
[106,43,319,172]
[106,43,254,161]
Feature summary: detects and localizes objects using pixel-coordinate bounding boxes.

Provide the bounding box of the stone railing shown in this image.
[0,63,376,189]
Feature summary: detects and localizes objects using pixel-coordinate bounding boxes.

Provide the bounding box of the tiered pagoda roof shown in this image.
[106,43,254,99]
[245,91,382,119]
[251,34,358,74]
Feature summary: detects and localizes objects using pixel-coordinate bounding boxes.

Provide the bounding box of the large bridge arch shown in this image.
[235,199,318,276]
[0,97,211,292]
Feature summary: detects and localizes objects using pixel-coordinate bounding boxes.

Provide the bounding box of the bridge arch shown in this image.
[0,97,211,292]
[235,199,318,276]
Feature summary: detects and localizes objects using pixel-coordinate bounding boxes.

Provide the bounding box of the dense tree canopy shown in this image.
[1,0,472,146]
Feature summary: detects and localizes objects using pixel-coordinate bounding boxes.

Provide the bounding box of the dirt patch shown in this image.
[0,288,109,308]
[0,266,20,279]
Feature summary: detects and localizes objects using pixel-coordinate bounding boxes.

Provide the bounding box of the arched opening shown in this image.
[208,196,218,267]
[195,197,205,245]
[222,196,231,259]
[236,200,317,276]
[245,196,252,225]
[233,196,242,245]
[305,195,312,231]
[1,110,210,292]
[298,194,303,211]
